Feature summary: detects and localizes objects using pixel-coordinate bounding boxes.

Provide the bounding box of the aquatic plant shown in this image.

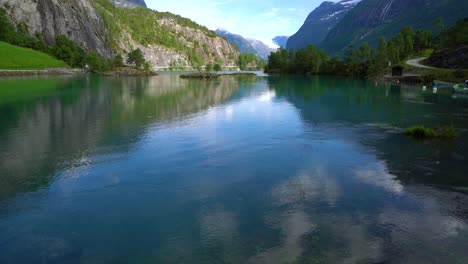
[405,125,435,139]
[405,125,458,140]
[437,125,458,139]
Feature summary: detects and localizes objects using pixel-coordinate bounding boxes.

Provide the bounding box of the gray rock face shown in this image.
[0,0,239,69]
[286,0,360,51]
[320,0,467,54]
[0,0,113,58]
[247,39,276,61]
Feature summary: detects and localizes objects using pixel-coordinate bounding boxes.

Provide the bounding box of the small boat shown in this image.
[453,84,468,94]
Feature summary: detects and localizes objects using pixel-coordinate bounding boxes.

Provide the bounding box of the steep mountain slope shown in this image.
[94,0,239,68]
[286,0,361,50]
[0,0,113,57]
[247,39,277,60]
[320,0,468,54]
[0,0,239,69]
[272,36,289,49]
[215,29,257,54]
[215,28,277,60]
[110,0,147,8]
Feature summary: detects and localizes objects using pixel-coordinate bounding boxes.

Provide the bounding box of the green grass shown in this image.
[0,41,68,70]
[402,60,468,83]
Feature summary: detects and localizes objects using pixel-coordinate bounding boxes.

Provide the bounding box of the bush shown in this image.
[53,35,86,68]
[0,8,16,43]
[87,51,102,72]
[213,63,222,71]
[112,54,124,68]
[127,48,145,69]
[437,125,458,139]
[405,125,435,139]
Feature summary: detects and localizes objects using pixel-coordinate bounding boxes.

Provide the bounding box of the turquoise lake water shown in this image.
[0,74,468,263]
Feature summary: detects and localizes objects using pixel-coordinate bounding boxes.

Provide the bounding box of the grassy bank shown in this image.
[0,42,68,70]
[402,60,468,83]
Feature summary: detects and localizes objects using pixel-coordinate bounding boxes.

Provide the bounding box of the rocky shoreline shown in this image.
[0,68,85,76]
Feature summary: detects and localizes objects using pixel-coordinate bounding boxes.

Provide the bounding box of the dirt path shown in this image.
[406,57,434,69]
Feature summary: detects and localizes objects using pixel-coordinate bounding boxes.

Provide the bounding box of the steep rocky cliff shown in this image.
[247,39,277,61]
[319,0,468,54]
[94,1,239,69]
[0,0,113,58]
[286,0,361,51]
[215,29,257,54]
[215,28,276,61]
[0,0,239,69]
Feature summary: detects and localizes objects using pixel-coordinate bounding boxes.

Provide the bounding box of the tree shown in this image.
[377,37,388,64]
[433,17,445,35]
[401,26,415,57]
[53,35,86,68]
[436,18,468,49]
[239,53,258,70]
[87,51,102,72]
[205,63,213,72]
[345,44,357,64]
[127,48,145,69]
[357,42,371,62]
[0,8,16,43]
[144,61,152,71]
[112,54,124,68]
[213,63,222,71]
[387,40,400,64]
[414,30,432,52]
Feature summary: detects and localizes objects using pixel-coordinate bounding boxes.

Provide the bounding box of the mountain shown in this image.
[286,0,361,50]
[0,0,113,57]
[319,0,468,54]
[215,28,276,60]
[110,0,146,8]
[0,0,239,69]
[272,36,289,49]
[215,29,257,54]
[247,39,277,61]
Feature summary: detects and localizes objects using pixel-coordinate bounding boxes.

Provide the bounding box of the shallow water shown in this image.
[0,74,468,263]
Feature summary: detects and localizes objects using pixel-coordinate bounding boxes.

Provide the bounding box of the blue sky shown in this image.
[146,0,328,46]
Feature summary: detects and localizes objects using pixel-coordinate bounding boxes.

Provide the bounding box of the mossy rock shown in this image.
[102,67,156,76]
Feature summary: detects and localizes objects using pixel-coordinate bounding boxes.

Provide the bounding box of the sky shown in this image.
[146,0,327,47]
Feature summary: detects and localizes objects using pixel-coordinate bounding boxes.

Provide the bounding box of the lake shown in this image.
[0,74,468,263]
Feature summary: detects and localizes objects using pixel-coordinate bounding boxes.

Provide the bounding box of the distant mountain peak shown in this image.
[215,29,276,60]
[320,0,467,54]
[110,0,147,8]
[214,28,230,34]
[287,0,358,50]
[272,36,289,49]
[337,0,362,6]
[248,38,279,50]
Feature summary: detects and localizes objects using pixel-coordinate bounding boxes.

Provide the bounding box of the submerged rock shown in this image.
[102,67,156,76]
[180,73,220,79]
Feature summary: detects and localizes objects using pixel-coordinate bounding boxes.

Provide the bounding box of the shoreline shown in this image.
[0,68,85,76]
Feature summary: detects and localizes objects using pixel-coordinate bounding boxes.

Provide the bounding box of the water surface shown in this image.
[1,74,468,263]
